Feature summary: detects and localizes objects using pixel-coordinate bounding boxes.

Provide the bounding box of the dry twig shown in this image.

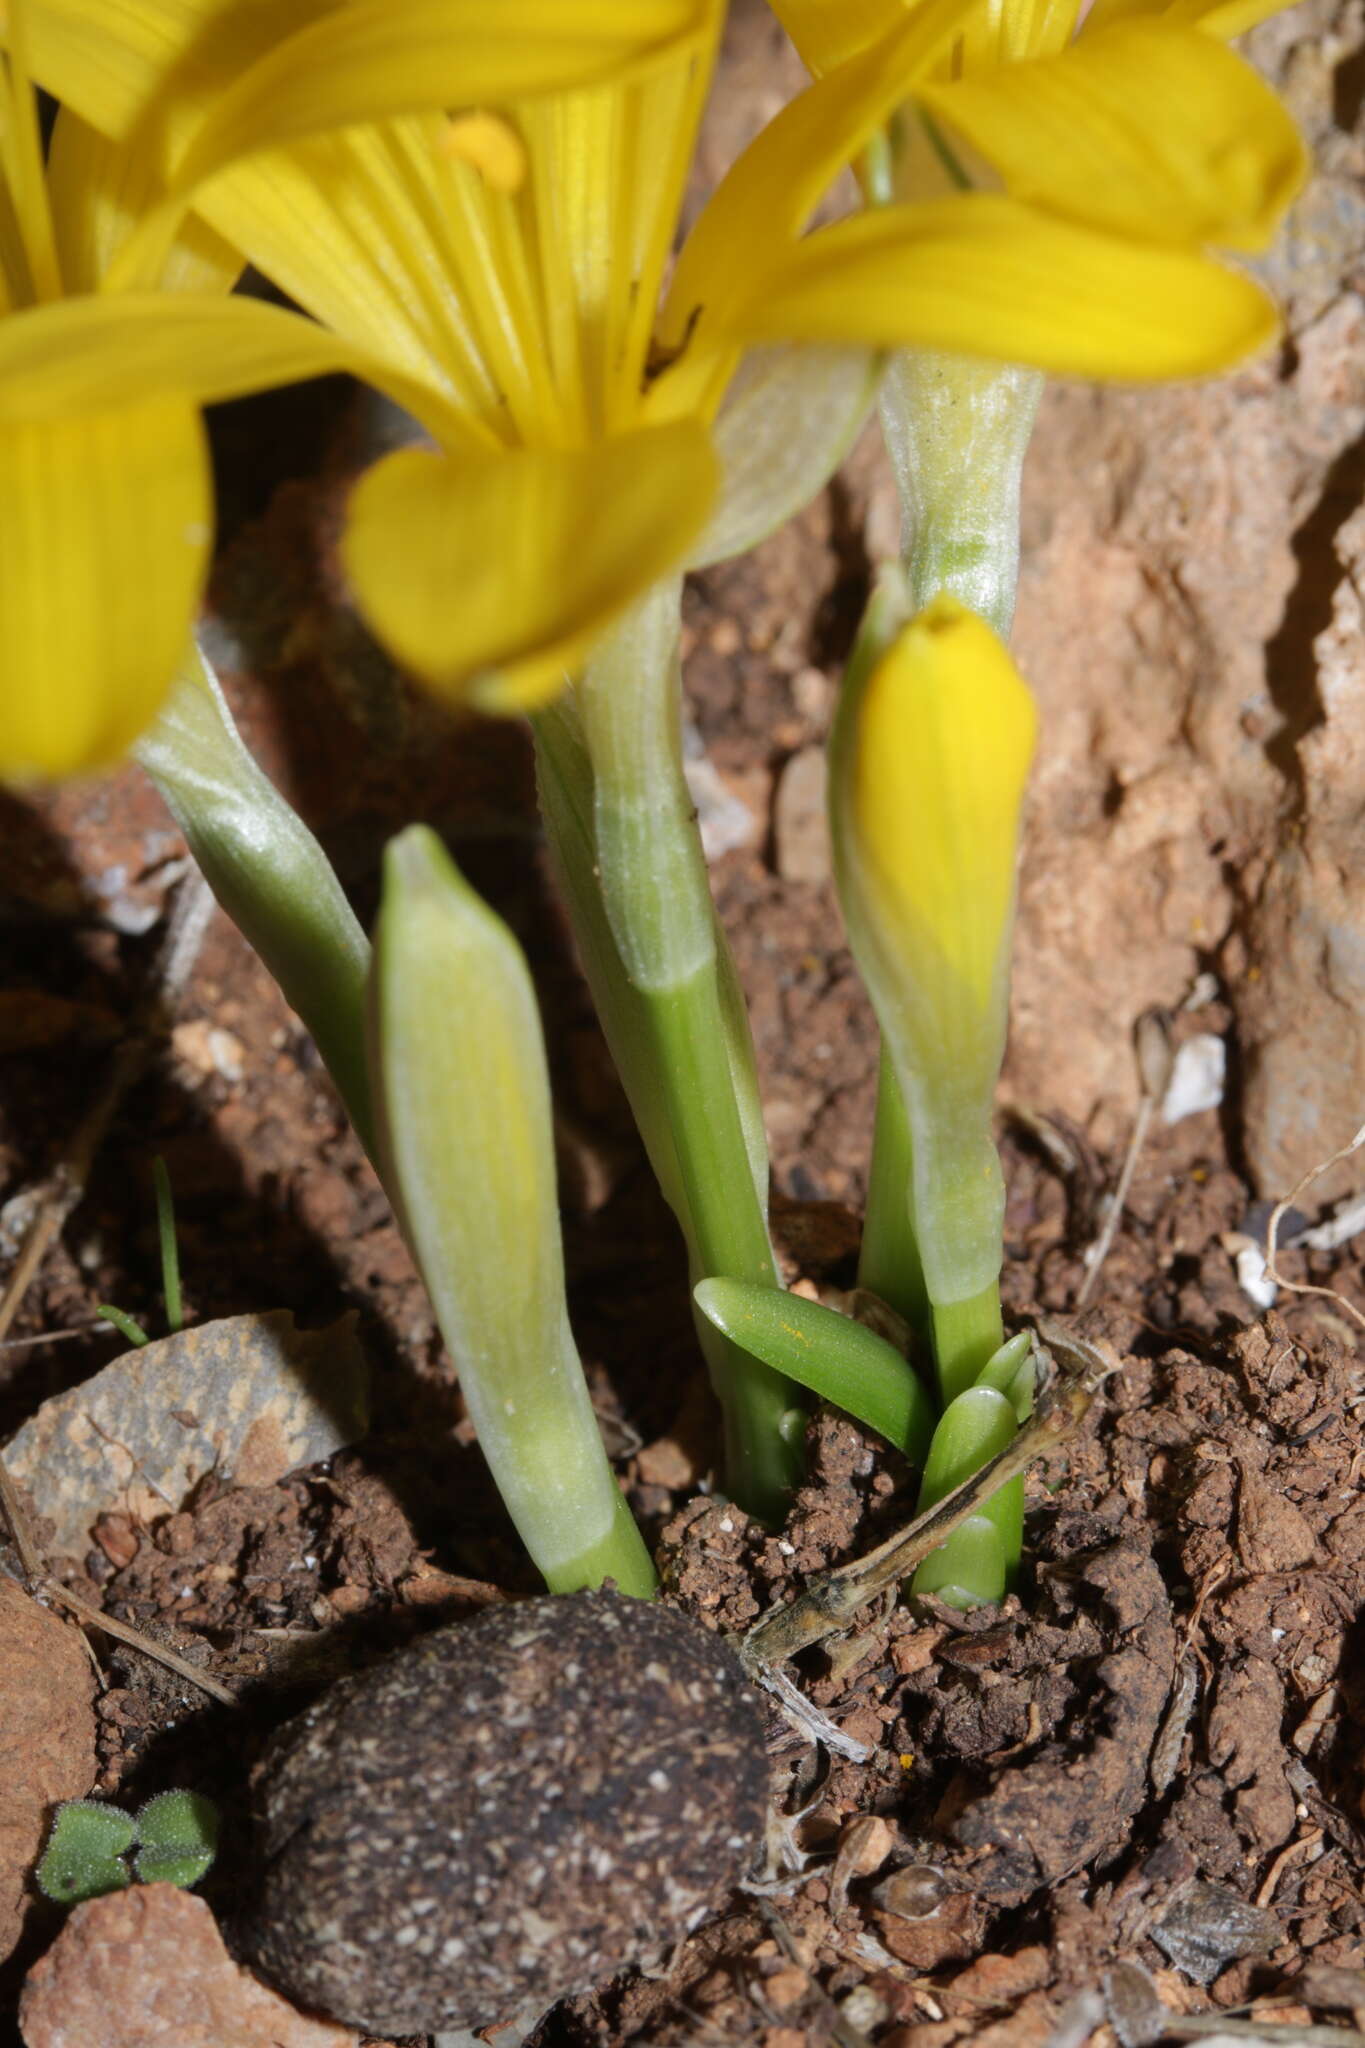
[740,1319,1111,1677]
[1075,1007,1173,1309]
[0,1450,238,1707]
[1263,1124,1365,1334]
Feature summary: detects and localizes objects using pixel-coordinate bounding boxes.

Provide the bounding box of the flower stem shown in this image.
[645,971,804,1523]
[540,583,804,1523]
[857,1047,928,1337]
[931,1282,1005,1411]
[880,351,1042,635]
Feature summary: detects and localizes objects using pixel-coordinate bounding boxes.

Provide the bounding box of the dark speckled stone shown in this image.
[246,1589,768,2035]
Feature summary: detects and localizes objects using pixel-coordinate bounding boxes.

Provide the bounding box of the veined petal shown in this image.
[47,107,241,293]
[342,421,719,713]
[19,0,331,174]
[194,127,519,440]
[768,0,907,77]
[919,24,1307,254]
[516,11,721,437]
[660,0,977,347]
[19,0,706,163]
[770,0,1084,73]
[726,194,1282,380]
[688,344,881,568]
[0,291,468,443]
[0,397,209,778]
[1087,0,1294,34]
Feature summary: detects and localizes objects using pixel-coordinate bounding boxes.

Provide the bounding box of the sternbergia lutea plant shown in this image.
[1,0,1309,1600]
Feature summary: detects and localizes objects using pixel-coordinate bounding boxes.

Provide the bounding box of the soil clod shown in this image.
[246,1588,769,2036]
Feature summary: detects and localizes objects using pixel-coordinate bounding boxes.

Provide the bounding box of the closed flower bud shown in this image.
[830,593,1035,1309]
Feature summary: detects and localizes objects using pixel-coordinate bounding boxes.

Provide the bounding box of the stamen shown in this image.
[438,112,527,196]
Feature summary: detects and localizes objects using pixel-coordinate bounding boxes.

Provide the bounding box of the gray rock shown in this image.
[247,1589,768,2036]
[3,1311,368,1558]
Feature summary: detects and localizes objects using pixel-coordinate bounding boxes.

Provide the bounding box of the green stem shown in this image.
[857,1048,929,1338]
[880,351,1042,639]
[135,645,375,1159]
[541,582,804,1524]
[536,702,801,1521]
[647,972,803,1523]
[541,1487,658,1600]
[931,1282,1005,1411]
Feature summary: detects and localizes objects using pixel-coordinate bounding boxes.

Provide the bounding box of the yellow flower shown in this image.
[771,0,1294,81]
[829,593,1035,1306]
[668,0,1306,382]
[0,0,543,779]
[17,0,1305,714]
[737,0,1308,369]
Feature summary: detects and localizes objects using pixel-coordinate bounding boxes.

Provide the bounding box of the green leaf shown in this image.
[134,1790,219,1891]
[911,1383,1022,1609]
[910,1512,1006,1609]
[370,826,656,1597]
[974,1329,1035,1421]
[136,651,375,1161]
[693,1276,934,1463]
[36,1800,136,1905]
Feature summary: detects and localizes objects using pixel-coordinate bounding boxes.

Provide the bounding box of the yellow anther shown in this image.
[438,111,527,195]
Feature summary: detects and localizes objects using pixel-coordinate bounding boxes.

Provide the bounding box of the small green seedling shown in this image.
[94,1156,185,1350]
[35,1790,218,1905]
[133,1789,219,1887]
[35,1801,136,1905]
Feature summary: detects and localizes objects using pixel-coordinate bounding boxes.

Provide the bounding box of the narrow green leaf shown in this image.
[911,1383,1022,1608]
[910,1512,1006,1609]
[136,650,375,1161]
[694,1276,934,1463]
[152,1157,182,1334]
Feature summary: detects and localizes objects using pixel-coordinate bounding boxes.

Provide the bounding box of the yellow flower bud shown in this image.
[831,593,1035,1306]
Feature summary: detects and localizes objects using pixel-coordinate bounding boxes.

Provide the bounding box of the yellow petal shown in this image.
[767,0,907,75]
[20,0,702,160]
[845,595,1036,1026]
[1086,0,1294,34]
[0,397,209,778]
[661,0,977,348]
[770,0,1084,73]
[163,0,714,195]
[515,14,722,439]
[195,129,515,436]
[1164,0,1297,32]
[47,107,241,294]
[0,290,467,444]
[918,24,1307,255]
[726,193,1282,380]
[343,422,719,713]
